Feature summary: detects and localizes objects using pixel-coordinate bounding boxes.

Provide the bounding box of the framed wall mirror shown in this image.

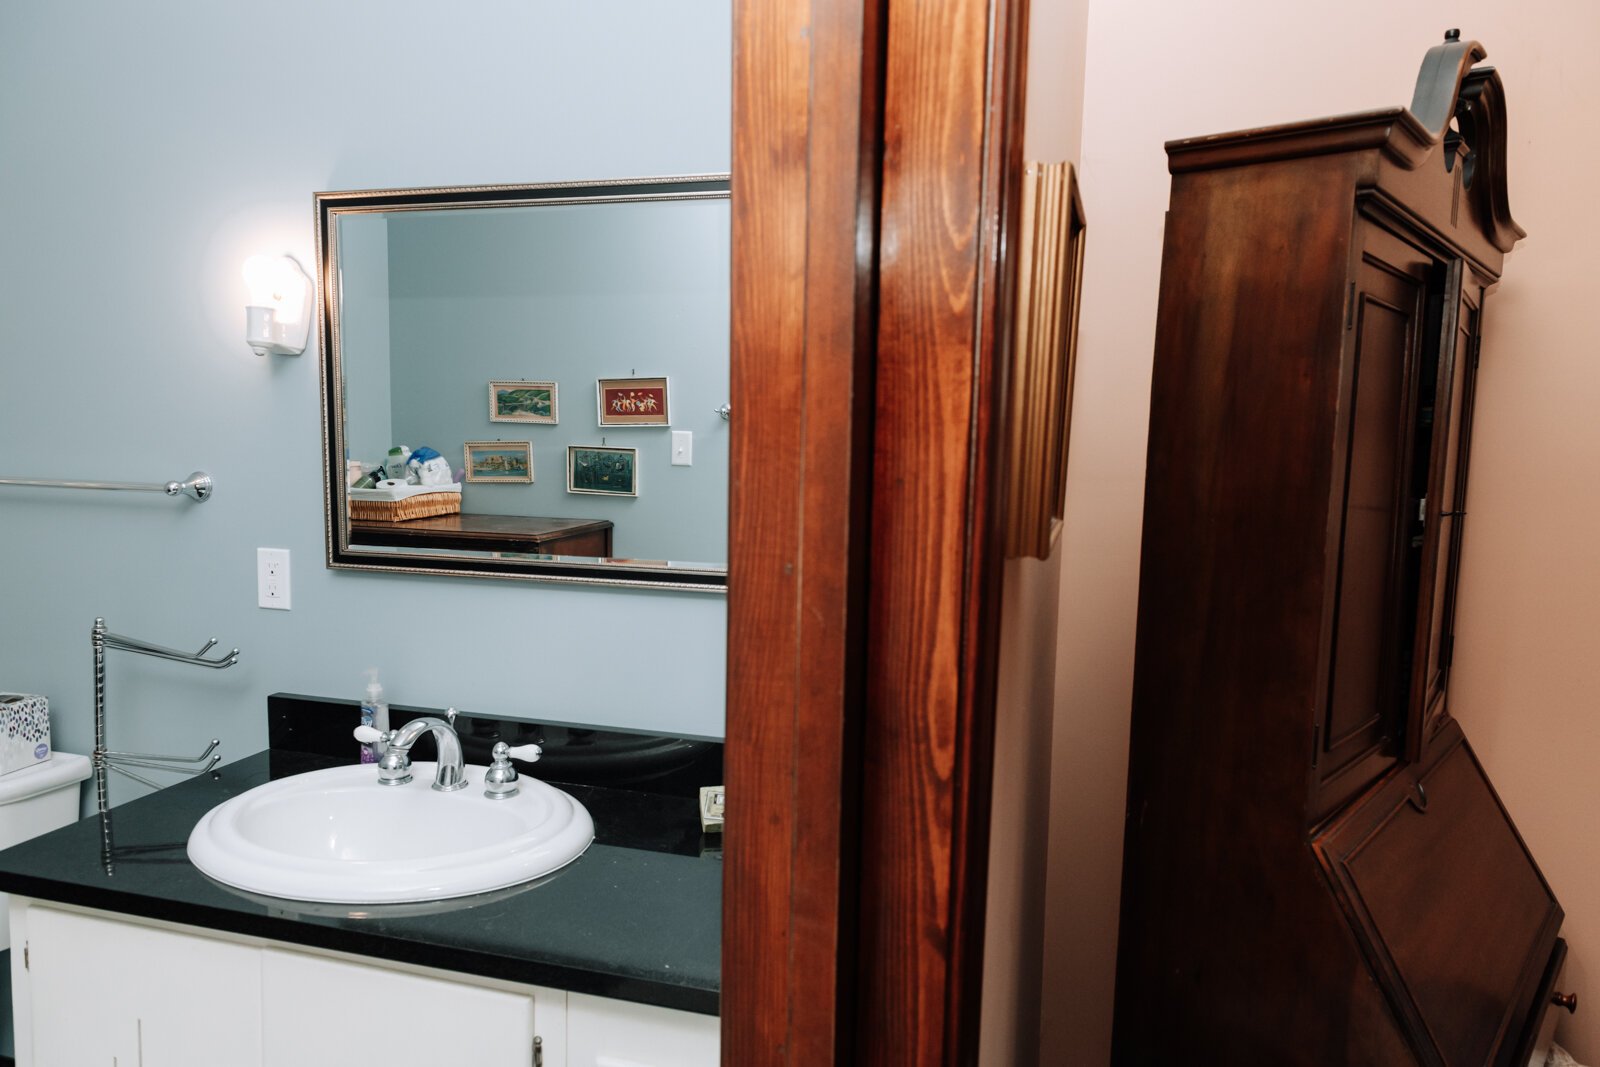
[316,175,730,590]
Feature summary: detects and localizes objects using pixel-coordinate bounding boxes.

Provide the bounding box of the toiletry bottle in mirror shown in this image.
[360,670,389,764]
[384,446,411,481]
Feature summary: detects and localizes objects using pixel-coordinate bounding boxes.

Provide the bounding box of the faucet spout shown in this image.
[378,714,466,792]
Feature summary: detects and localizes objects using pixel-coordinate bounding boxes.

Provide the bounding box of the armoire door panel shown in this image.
[1396,257,1463,758]
[1417,287,1482,751]
[1315,728,1561,1066]
[1321,251,1423,781]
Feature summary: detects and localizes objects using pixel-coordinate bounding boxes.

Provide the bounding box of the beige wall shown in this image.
[983,552,1065,1066]
[1046,2,1600,1060]
[980,0,1089,1063]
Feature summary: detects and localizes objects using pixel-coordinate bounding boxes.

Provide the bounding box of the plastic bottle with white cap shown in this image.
[360,670,390,764]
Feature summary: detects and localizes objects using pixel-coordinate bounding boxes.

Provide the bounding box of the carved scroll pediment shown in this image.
[1409,30,1525,252]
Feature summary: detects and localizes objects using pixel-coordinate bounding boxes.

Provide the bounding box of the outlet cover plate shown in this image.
[257,548,291,610]
[699,785,724,832]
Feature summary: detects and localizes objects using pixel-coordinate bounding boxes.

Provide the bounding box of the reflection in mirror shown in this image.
[317,177,730,590]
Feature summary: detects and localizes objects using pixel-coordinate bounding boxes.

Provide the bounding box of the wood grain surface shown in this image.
[725,0,883,1062]
[727,0,1026,1061]
[857,0,1027,1061]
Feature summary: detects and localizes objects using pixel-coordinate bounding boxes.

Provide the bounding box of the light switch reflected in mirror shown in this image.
[316,176,730,590]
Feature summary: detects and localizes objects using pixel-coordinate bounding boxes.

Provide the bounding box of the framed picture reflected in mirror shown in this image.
[597,377,670,427]
[464,441,534,484]
[567,445,638,497]
[490,380,559,424]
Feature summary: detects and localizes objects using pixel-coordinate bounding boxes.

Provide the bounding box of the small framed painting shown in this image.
[567,445,638,497]
[464,441,533,483]
[597,376,670,427]
[489,380,559,424]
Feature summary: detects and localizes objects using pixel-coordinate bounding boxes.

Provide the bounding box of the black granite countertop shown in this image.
[0,747,722,1015]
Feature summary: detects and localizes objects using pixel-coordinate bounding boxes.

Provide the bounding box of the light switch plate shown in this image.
[671,430,693,466]
[699,785,724,832]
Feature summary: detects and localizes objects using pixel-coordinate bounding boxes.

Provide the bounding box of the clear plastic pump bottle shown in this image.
[360,669,390,764]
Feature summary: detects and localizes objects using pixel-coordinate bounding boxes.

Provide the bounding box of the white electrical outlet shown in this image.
[699,785,724,832]
[257,548,291,610]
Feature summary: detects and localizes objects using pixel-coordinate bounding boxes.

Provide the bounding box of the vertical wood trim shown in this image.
[951,0,1030,1059]
[855,0,1028,1060]
[859,0,985,1036]
[728,0,1025,1059]
[726,0,883,1063]
[796,0,886,1059]
[726,0,809,1048]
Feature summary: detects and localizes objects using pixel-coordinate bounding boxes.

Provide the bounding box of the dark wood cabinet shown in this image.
[1113,36,1569,1064]
[1313,723,1561,1065]
[349,513,614,558]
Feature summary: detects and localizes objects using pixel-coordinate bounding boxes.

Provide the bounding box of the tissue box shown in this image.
[0,694,51,775]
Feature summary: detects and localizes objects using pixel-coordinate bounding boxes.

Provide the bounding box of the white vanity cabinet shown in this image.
[567,992,722,1066]
[9,900,717,1067]
[259,950,557,1066]
[18,904,263,1066]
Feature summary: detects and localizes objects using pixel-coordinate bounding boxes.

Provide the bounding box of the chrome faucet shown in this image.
[360,709,466,792]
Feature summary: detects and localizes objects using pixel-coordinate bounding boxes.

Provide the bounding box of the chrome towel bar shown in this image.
[0,470,213,501]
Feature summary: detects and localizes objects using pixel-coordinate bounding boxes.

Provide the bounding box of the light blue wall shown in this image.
[0,1,731,808]
[339,214,395,464]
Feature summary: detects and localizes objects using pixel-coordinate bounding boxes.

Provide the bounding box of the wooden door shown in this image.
[724,0,1030,1062]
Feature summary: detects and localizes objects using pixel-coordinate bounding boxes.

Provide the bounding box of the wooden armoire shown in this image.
[1113,34,1576,1064]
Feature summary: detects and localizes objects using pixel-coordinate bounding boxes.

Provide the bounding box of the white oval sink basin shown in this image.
[187,762,594,904]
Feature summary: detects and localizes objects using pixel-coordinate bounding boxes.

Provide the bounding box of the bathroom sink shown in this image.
[186,762,594,904]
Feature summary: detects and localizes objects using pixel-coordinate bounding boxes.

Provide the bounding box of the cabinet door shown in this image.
[567,992,719,1067]
[1312,725,1561,1065]
[21,904,262,1067]
[261,950,563,1067]
[1318,225,1433,798]
[1408,276,1482,756]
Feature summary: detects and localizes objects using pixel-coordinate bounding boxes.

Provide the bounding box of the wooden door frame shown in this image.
[725,0,1030,1061]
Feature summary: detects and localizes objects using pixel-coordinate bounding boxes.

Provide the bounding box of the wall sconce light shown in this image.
[242,254,312,356]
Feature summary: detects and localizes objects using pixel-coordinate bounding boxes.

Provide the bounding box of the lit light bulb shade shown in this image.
[245,304,309,356]
[242,254,312,355]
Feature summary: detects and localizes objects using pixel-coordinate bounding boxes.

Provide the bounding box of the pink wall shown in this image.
[983,552,1065,1065]
[1046,2,1600,1060]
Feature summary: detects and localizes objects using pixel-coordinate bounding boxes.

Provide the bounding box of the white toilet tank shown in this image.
[0,753,91,951]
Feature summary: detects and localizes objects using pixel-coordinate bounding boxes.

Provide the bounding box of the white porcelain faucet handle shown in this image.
[505,743,542,763]
[353,725,386,744]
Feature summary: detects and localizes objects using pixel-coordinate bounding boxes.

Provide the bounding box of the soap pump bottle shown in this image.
[360,670,390,764]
